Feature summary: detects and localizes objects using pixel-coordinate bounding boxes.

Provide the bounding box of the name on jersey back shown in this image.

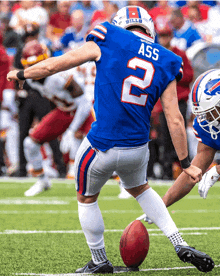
[138,43,159,61]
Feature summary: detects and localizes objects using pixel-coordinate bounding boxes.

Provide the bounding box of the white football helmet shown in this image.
[112,6,155,40]
[192,69,220,139]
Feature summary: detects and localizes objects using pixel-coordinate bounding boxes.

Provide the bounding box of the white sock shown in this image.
[136,188,187,246]
[78,201,107,264]
[23,136,43,170]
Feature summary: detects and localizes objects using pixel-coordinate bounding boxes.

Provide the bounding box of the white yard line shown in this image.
[1,209,220,214]
[2,177,220,186]
[0,199,69,205]
[13,264,220,275]
[0,210,141,214]
[1,226,219,235]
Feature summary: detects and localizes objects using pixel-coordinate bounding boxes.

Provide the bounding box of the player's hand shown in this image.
[198,166,219,199]
[7,70,19,81]
[60,129,73,154]
[7,70,25,89]
[183,165,202,183]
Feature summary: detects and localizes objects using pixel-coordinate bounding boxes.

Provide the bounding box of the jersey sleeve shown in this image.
[175,61,183,82]
[170,54,183,83]
[86,22,108,46]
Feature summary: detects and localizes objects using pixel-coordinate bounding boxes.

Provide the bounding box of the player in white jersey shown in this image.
[21,40,93,196]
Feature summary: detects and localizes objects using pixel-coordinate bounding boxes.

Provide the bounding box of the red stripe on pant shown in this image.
[78,148,95,194]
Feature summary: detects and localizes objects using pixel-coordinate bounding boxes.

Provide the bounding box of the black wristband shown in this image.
[16,70,26,80]
[180,156,191,169]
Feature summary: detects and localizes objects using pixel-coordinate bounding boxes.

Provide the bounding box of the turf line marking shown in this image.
[140,264,220,272]
[0,229,209,235]
[0,210,142,214]
[1,209,220,215]
[1,177,220,187]
[0,199,68,205]
[13,265,220,275]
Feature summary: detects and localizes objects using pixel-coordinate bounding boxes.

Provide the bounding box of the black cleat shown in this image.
[75,260,113,274]
[175,245,215,273]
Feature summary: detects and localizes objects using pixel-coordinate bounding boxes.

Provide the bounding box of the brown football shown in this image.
[120,220,150,268]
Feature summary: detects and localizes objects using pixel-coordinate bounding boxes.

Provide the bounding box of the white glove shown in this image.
[136,214,153,224]
[60,129,73,154]
[198,166,220,199]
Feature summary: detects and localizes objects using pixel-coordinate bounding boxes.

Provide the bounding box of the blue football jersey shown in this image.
[193,118,220,150]
[86,22,183,151]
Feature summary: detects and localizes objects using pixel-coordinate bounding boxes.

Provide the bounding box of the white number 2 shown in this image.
[121,57,155,106]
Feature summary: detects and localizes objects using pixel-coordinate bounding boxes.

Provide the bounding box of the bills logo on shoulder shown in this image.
[204,78,220,96]
[126,19,142,24]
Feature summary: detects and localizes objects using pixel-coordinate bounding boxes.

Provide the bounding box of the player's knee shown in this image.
[23,136,40,154]
[126,183,149,198]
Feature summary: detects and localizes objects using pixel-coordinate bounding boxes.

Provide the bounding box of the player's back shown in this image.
[87,22,183,150]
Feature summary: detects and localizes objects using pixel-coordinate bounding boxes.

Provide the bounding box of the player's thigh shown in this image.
[74,137,116,196]
[30,108,73,143]
[116,143,149,189]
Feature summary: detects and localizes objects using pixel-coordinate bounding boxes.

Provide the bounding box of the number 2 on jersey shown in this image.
[121,57,155,106]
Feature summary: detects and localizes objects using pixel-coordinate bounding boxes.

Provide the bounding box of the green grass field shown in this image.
[0,177,220,276]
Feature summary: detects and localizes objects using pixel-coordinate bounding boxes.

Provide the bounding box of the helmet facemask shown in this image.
[196,102,220,139]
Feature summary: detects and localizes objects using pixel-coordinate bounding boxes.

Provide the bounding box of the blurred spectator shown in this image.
[41,0,57,17]
[181,1,210,20]
[188,5,203,22]
[203,1,217,5]
[70,1,96,27]
[0,32,10,175]
[1,16,21,48]
[9,1,49,42]
[170,8,203,50]
[149,0,173,32]
[11,1,21,13]
[54,9,87,53]
[0,0,12,21]
[127,0,150,10]
[91,0,118,25]
[187,5,211,41]
[205,0,220,43]
[1,88,19,176]
[152,25,194,179]
[46,1,71,44]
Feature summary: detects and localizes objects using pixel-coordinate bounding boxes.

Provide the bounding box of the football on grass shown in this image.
[120,220,150,268]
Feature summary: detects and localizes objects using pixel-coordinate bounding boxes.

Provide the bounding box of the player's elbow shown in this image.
[43,63,57,76]
[167,113,184,129]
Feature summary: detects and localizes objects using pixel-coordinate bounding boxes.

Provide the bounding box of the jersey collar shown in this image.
[132,31,154,43]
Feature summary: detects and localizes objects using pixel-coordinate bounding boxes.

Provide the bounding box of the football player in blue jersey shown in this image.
[7,5,214,274]
[160,69,220,205]
[139,69,220,219]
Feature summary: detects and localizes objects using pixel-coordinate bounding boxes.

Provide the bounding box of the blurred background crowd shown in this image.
[1,0,220,181]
